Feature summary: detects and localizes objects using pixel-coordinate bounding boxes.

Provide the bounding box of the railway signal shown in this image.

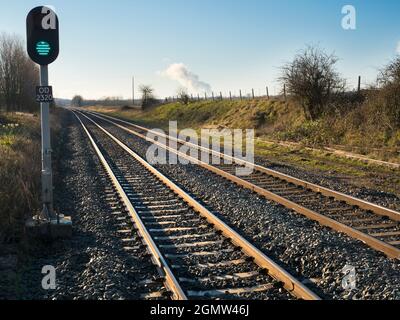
[26,6,59,65]
[26,6,71,237]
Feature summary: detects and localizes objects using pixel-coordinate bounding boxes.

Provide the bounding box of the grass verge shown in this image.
[0,113,41,243]
[0,109,62,243]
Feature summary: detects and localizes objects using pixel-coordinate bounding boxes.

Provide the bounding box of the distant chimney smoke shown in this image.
[162,63,212,93]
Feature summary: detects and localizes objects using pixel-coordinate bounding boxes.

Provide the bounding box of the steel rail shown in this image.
[75,110,321,301]
[82,110,400,259]
[73,111,187,300]
[85,110,400,222]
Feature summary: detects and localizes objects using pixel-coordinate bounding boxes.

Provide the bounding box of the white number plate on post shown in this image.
[36,86,54,103]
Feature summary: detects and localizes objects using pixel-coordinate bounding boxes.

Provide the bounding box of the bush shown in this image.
[376,56,400,129]
[279,45,346,121]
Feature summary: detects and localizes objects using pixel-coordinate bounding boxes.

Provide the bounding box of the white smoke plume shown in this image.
[161,63,212,93]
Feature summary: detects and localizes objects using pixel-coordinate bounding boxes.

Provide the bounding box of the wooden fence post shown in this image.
[327,81,331,98]
[284,84,287,101]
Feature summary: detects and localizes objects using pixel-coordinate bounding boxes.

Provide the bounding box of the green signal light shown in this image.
[36,41,51,56]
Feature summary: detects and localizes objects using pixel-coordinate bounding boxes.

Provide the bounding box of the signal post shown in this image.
[25,6,72,239]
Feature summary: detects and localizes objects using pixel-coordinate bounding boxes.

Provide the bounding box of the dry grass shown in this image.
[0,113,41,242]
[85,98,399,162]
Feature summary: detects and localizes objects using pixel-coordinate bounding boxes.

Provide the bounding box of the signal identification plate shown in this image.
[36,86,54,103]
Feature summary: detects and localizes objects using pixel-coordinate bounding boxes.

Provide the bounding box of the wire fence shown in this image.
[164,76,363,104]
[165,86,282,103]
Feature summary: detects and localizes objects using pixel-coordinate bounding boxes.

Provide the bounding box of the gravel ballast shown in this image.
[256,158,400,212]
[88,113,400,300]
[80,115,295,300]
[6,110,164,300]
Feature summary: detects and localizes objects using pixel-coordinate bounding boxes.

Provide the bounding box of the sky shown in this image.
[1,0,400,99]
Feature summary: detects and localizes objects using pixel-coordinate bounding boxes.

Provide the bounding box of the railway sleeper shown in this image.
[171,259,247,270]
[158,240,225,250]
[356,223,399,231]
[371,231,400,238]
[154,232,216,242]
[186,283,275,298]
[179,271,260,284]
[164,248,236,259]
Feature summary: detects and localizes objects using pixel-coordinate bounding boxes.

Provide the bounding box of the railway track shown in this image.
[73,110,320,301]
[79,110,400,259]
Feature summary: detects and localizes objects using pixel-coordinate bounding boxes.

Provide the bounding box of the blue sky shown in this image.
[1,0,400,99]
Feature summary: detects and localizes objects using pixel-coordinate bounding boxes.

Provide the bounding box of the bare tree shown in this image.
[71,95,84,108]
[139,85,154,109]
[279,45,345,120]
[0,33,38,112]
[177,87,190,105]
[378,57,400,86]
[376,56,400,128]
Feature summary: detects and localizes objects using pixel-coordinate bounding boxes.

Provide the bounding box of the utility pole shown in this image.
[132,76,135,105]
[358,76,361,94]
[252,88,255,99]
[266,86,269,99]
[240,90,242,101]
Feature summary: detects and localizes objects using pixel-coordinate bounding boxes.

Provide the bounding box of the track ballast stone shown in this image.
[91,115,400,300]
[256,158,400,212]
[81,115,294,300]
[13,110,164,300]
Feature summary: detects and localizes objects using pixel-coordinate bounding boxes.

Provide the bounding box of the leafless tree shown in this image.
[279,45,345,120]
[139,85,154,109]
[378,57,400,86]
[0,33,38,112]
[376,56,400,128]
[177,87,190,105]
